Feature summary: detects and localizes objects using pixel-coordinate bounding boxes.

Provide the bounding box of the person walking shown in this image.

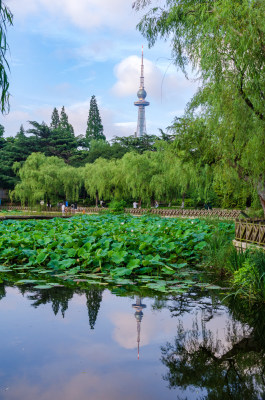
[133,201,138,209]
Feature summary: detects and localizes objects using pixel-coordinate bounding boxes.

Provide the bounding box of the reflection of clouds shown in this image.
[0,287,23,311]
[3,370,151,400]
[109,310,177,350]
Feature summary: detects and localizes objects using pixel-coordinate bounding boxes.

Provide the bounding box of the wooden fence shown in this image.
[0,205,241,219]
[235,219,265,246]
[125,208,241,219]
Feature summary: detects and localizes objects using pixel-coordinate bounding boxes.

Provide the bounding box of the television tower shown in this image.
[134,46,150,137]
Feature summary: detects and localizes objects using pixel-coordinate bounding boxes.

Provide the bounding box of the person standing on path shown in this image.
[133,201,138,209]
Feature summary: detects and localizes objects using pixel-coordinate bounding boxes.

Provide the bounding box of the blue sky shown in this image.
[2,0,198,140]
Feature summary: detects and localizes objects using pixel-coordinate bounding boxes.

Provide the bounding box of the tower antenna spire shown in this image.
[140,45,144,89]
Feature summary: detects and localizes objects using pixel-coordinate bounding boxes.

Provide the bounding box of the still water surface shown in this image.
[0,284,264,400]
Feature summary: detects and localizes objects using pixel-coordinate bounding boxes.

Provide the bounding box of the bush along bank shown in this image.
[201,229,265,303]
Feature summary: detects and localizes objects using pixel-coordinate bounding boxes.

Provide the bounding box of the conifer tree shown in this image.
[50,108,60,130]
[86,95,105,144]
[16,124,26,138]
[59,106,74,134]
[0,124,5,137]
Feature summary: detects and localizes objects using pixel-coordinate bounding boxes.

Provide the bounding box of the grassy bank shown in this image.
[201,228,265,303]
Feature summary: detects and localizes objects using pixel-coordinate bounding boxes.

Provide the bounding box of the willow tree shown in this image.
[134,0,265,212]
[59,165,83,202]
[148,141,198,206]
[11,153,82,205]
[168,117,219,206]
[0,1,13,113]
[121,151,161,206]
[83,158,119,206]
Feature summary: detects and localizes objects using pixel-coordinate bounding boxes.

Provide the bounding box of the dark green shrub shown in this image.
[108,200,127,213]
[202,228,247,274]
[232,250,265,302]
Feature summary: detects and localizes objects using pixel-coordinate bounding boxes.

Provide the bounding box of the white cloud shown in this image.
[112,55,197,103]
[7,0,140,32]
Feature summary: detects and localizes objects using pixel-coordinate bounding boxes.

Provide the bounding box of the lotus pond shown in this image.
[0,214,234,292]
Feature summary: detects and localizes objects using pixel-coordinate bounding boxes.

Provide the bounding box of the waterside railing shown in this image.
[235,219,265,246]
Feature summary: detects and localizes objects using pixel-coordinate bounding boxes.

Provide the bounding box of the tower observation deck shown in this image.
[134,46,150,137]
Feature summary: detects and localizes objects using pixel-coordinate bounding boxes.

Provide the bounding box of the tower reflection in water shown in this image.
[132,296,146,360]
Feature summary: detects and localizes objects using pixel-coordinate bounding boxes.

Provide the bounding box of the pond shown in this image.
[0,284,264,400]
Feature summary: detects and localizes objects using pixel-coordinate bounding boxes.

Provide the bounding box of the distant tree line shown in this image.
[0,96,165,191]
[1,94,264,213]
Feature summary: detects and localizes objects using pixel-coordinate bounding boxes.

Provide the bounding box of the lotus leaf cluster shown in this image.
[0,215,234,292]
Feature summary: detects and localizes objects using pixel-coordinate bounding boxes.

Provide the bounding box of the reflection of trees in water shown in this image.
[161,293,265,400]
[168,289,222,320]
[27,287,75,317]
[0,283,105,330]
[86,288,103,330]
[26,285,104,330]
[0,283,6,300]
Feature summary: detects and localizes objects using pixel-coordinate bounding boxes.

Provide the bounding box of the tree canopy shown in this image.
[11,153,83,205]
[134,0,265,212]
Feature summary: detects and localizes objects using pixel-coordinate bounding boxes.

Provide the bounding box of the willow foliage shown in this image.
[0,1,13,113]
[134,0,265,212]
[83,158,119,201]
[11,153,83,204]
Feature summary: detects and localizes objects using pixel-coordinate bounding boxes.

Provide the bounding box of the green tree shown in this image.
[111,134,158,154]
[134,0,265,121]
[11,153,83,205]
[84,139,112,163]
[50,107,60,130]
[0,124,5,149]
[83,158,120,206]
[27,121,52,146]
[134,0,265,212]
[59,106,74,134]
[0,129,40,190]
[86,95,105,144]
[28,117,78,164]
[0,1,13,113]
[121,151,160,206]
[16,124,26,138]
